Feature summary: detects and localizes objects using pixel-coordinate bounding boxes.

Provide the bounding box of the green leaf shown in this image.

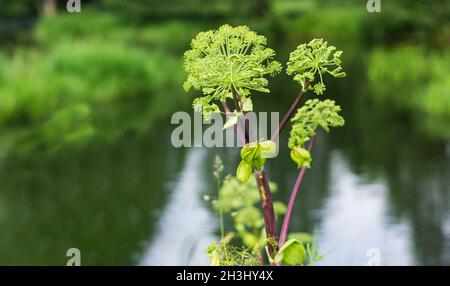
[259,140,277,158]
[275,239,307,266]
[288,232,313,245]
[241,143,259,162]
[252,155,266,171]
[240,141,266,170]
[236,160,253,183]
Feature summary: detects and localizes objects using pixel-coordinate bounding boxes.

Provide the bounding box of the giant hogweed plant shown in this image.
[183,25,346,266]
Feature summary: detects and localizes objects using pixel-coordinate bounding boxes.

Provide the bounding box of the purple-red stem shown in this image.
[270,81,309,141]
[224,83,314,260]
[223,98,278,259]
[255,170,278,258]
[279,135,316,246]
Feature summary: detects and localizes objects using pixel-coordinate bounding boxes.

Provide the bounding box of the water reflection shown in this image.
[316,151,413,266]
[0,130,181,265]
[140,149,216,266]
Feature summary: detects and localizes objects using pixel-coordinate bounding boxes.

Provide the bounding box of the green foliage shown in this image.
[368,46,450,139]
[287,232,323,265]
[271,235,322,266]
[138,21,205,53]
[100,0,233,19]
[274,239,306,266]
[288,99,344,167]
[0,10,198,156]
[275,0,448,49]
[420,78,450,139]
[0,0,35,18]
[183,25,281,119]
[0,42,185,154]
[288,232,313,244]
[212,175,285,251]
[286,39,345,94]
[207,233,260,266]
[277,5,366,49]
[272,0,316,17]
[363,0,450,46]
[36,11,204,53]
[368,46,428,109]
[36,11,127,45]
[236,140,277,182]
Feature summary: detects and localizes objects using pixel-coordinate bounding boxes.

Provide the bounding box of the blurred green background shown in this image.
[0,0,449,265]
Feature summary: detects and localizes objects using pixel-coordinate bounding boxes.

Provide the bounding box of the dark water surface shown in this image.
[0,53,449,266]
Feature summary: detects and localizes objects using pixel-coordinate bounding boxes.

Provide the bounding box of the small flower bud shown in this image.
[240,144,257,162]
[290,147,312,168]
[236,160,253,183]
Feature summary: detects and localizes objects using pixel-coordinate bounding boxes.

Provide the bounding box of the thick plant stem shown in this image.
[254,170,278,258]
[271,81,309,141]
[279,135,316,246]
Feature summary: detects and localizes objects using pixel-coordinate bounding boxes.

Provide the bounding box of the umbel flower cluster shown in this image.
[183,24,282,119]
[287,39,346,95]
[288,99,344,168]
[183,25,346,171]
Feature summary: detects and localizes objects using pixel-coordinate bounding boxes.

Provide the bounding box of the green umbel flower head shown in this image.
[288,99,344,168]
[286,39,346,95]
[183,25,282,119]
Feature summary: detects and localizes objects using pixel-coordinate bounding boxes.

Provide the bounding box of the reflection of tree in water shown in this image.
[141,149,216,266]
[331,73,450,265]
[387,151,450,265]
[0,129,186,265]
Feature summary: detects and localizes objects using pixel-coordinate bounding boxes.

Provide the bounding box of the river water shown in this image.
[0,53,448,266]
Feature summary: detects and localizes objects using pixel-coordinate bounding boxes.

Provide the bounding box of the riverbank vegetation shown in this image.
[368,46,450,139]
[1,0,448,157]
